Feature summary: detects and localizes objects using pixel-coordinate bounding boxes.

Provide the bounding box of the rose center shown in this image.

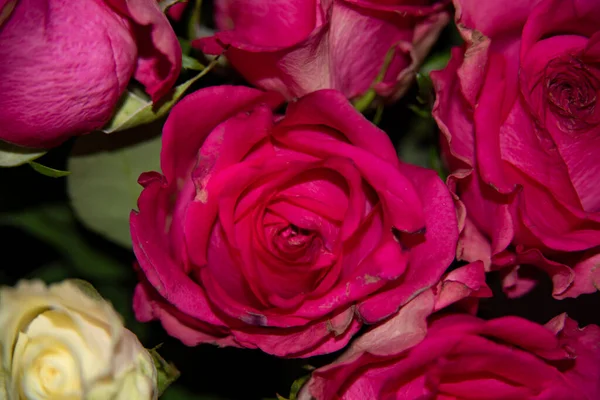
[276,224,314,250]
[545,55,599,131]
[20,345,80,399]
[38,358,63,390]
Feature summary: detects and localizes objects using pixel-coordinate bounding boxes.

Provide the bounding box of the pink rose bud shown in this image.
[195,0,450,102]
[433,0,600,299]
[0,0,181,148]
[130,86,459,358]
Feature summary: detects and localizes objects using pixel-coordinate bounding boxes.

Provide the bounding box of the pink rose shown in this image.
[166,1,187,21]
[300,311,600,400]
[0,0,181,148]
[432,0,600,298]
[130,86,459,357]
[195,0,449,101]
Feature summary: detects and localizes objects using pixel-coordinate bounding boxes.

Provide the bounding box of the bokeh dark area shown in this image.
[1,3,598,400]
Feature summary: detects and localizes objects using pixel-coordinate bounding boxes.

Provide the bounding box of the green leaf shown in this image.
[414,73,434,106]
[409,50,451,117]
[67,132,162,248]
[0,140,46,167]
[102,57,218,134]
[149,348,180,397]
[182,54,205,71]
[29,161,70,178]
[102,90,150,133]
[420,51,451,75]
[0,204,128,281]
[276,374,310,400]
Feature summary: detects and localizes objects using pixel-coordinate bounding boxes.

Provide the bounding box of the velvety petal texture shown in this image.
[433,0,600,299]
[195,0,449,101]
[131,86,459,357]
[0,0,181,148]
[300,310,600,400]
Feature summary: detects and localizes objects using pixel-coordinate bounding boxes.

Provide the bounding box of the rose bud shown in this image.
[0,280,157,400]
[131,86,459,358]
[433,0,600,299]
[0,0,181,148]
[195,0,450,103]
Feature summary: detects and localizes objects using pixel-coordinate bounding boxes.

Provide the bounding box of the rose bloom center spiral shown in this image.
[545,55,600,131]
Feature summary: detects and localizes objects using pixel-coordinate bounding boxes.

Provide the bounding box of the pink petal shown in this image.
[106,0,181,100]
[213,0,319,49]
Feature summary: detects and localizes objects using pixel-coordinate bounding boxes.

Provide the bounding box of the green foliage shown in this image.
[420,51,452,75]
[182,54,205,71]
[0,140,45,167]
[102,90,151,133]
[275,374,311,400]
[102,57,218,134]
[399,47,452,179]
[29,161,70,178]
[67,133,162,248]
[0,204,128,281]
[150,346,181,397]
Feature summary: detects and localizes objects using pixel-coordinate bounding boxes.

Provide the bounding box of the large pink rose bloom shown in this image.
[433,0,600,298]
[300,312,600,400]
[195,0,449,101]
[0,0,181,148]
[130,86,459,357]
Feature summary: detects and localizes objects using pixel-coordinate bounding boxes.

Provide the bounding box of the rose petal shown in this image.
[105,0,182,100]
[213,0,319,49]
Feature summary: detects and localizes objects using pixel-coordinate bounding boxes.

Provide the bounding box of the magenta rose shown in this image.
[130,86,458,357]
[300,311,600,400]
[195,0,449,102]
[432,0,600,298]
[166,0,187,21]
[0,0,181,148]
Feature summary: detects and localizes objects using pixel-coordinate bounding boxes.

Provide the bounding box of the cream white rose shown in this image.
[0,280,157,400]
